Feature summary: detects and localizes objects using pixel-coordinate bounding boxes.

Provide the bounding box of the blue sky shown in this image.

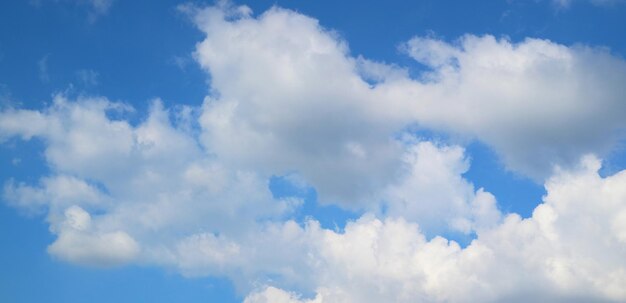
[2,0,626,302]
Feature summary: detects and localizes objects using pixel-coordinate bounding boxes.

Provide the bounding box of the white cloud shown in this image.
[380,140,501,235]
[47,205,140,267]
[1,3,626,302]
[191,4,409,206]
[4,175,106,215]
[0,83,624,302]
[0,95,298,267]
[0,107,51,141]
[241,157,626,302]
[0,94,494,281]
[190,3,626,187]
[402,35,626,180]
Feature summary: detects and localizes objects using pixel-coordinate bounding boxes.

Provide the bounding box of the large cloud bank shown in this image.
[2,2,626,302]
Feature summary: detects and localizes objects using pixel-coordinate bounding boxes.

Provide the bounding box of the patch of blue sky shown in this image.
[463,141,545,219]
[0,138,50,186]
[239,0,626,61]
[600,137,626,177]
[0,0,207,111]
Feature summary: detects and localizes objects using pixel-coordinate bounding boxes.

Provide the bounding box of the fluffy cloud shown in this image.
[190,3,409,206]
[0,94,491,269]
[5,94,624,301]
[2,2,626,302]
[0,95,297,266]
[189,3,626,187]
[243,157,626,303]
[185,4,507,231]
[381,140,501,234]
[4,175,106,215]
[403,35,626,179]
[47,205,139,267]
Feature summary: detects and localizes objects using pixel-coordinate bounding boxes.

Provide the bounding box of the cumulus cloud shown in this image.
[0,95,298,266]
[190,4,409,206]
[381,140,501,234]
[403,35,626,179]
[190,3,626,186]
[2,2,626,302]
[242,157,626,303]
[4,95,625,301]
[0,94,489,268]
[4,175,106,215]
[162,155,626,302]
[47,205,139,267]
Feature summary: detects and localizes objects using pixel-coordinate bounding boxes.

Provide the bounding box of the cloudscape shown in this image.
[1,1,626,302]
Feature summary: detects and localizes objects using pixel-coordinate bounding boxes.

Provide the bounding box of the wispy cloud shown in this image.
[170,55,192,71]
[552,0,625,8]
[38,54,50,83]
[75,69,99,86]
[29,0,115,22]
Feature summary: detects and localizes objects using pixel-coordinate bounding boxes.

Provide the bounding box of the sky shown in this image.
[1,0,626,302]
